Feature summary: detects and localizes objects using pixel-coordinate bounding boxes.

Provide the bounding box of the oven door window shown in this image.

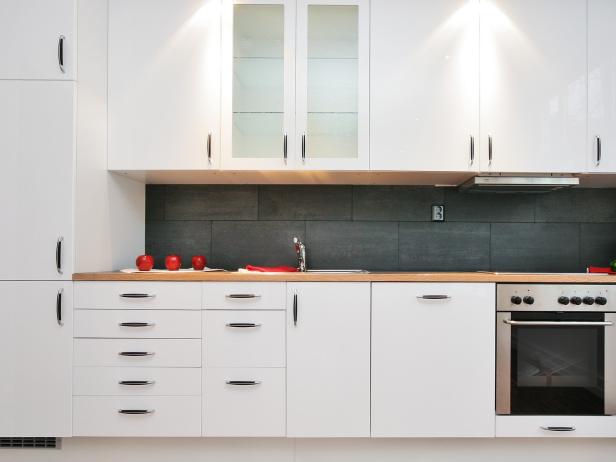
[511,312,605,415]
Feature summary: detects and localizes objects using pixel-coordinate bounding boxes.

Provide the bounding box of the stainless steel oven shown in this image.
[496,284,616,416]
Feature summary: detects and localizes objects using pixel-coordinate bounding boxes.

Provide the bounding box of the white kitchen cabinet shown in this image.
[108,0,221,170]
[286,282,370,437]
[588,0,616,173]
[372,283,495,437]
[0,81,74,280]
[0,282,72,437]
[0,0,76,80]
[480,0,587,173]
[371,0,479,172]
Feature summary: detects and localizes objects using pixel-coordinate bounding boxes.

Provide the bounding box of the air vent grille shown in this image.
[0,437,59,449]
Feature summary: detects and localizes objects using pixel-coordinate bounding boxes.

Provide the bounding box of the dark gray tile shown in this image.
[306,221,398,271]
[165,185,258,220]
[259,186,352,220]
[145,185,165,221]
[398,223,490,271]
[211,221,305,270]
[491,223,580,272]
[445,190,535,222]
[536,189,616,223]
[145,221,211,269]
[581,224,616,268]
[353,186,444,221]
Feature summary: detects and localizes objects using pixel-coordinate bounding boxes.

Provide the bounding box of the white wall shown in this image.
[74,0,144,272]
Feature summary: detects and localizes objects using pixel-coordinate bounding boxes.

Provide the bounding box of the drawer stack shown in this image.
[73,282,202,437]
[203,282,286,437]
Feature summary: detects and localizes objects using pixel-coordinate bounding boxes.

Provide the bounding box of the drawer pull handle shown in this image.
[417,295,452,300]
[226,380,261,386]
[225,294,261,299]
[540,426,576,432]
[119,293,156,299]
[118,351,155,357]
[118,322,156,328]
[226,323,262,328]
[119,380,156,386]
[118,409,155,415]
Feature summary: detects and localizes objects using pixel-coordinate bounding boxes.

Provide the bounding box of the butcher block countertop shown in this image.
[73,271,616,284]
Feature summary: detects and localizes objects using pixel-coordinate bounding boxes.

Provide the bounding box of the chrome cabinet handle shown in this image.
[301,133,306,162]
[207,132,212,163]
[58,35,65,73]
[283,133,288,162]
[225,294,261,299]
[118,351,155,357]
[470,135,475,165]
[119,293,156,299]
[504,319,613,327]
[488,136,493,166]
[118,380,156,386]
[56,289,63,326]
[118,322,156,328]
[56,237,63,275]
[118,409,155,415]
[293,293,298,326]
[226,380,261,386]
[417,295,452,300]
[540,426,575,432]
[226,323,262,328]
[596,136,602,166]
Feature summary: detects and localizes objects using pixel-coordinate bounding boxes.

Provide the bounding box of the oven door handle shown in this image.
[503,319,614,327]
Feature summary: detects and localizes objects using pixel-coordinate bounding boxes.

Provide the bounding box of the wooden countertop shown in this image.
[72,271,616,284]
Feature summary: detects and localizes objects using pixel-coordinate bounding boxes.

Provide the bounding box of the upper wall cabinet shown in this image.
[370,0,479,172]
[221,0,369,171]
[480,0,587,173]
[588,0,616,173]
[108,0,221,170]
[0,0,76,80]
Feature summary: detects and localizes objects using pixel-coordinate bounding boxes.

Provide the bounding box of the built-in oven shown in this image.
[496,284,616,416]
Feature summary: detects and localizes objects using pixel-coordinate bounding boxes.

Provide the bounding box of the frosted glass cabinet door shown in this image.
[221,0,296,170]
[295,0,369,170]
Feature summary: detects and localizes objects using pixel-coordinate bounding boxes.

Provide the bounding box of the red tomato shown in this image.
[191,255,207,271]
[135,254,154,271]
[165,254,182,271]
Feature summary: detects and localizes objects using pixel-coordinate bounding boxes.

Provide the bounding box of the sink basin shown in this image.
[305,269,369,274]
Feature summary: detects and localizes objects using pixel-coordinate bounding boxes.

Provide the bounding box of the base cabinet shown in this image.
[496,416,616,438]
[371,283,495,437]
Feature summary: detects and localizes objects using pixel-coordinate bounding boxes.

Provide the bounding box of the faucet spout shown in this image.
[293,237,307,272]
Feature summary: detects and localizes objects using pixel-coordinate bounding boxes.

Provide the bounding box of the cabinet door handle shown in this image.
[58,35,65,73]
[488,136,493,166]
[119,293,156,299]
[226,323,262,328]
[225,380,261,386]
[470,135,475,165]
[283,133,288,162]
[207,132,212,163]
[118,380,156,386]
[417,295,452,300]
[118,409,155,415]
[225,294,261,299]
[118,351,155,357]
[596,136,602,166]
[301,133,306,162]
[56,289,64,326]
[56,237,63,275]
[293,293,298,326]
[118,322,156,328]
[540,426,576,432]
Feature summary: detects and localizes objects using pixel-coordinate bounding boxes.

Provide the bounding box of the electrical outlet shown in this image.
[432,205,445,222]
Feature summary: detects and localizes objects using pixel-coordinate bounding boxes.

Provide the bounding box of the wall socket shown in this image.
[432,205,445,221]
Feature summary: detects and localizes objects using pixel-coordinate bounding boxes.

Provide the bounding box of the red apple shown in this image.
[135,254,154,271]
[192,255,207,271]
[165,254,182,271]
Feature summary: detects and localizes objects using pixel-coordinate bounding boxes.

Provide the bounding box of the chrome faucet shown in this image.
[293,237,307,272]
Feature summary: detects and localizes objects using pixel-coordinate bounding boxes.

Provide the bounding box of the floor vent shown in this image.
[0,438,59,449]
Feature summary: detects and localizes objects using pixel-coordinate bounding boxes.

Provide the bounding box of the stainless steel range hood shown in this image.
[459,176,579,193]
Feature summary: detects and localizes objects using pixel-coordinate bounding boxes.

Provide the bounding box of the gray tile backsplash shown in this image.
[146,185,616,271]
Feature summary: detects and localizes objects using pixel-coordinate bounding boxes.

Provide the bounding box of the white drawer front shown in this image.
[204,311,285,367]
[74,339,201,367]
[73,367,201,396]
[73,396,201,437]
[203,368,285,437]
[496,416,616,437]
[74,310,202,339]
[75,282,201,310]
[203,282,286,310]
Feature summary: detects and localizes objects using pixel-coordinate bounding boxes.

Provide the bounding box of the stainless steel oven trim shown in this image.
[496,312,511,415]
[606,313,616,415]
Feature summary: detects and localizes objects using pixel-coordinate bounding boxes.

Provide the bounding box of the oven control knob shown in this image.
[511,296,522,305]
[571,296,582,305]
[583,296,595,305]
[558,296,570,305]
[596,296,608,306]
[523,296,534,305]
